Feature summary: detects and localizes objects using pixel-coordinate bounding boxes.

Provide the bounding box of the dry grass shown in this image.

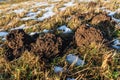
[0,0,120,80]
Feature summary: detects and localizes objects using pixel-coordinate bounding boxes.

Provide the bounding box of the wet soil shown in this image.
[75,24,103,47]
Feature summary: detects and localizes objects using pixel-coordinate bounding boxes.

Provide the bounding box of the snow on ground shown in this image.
[13,8,25,14]
[0,0,79,23]
[0,31,8,37]
[101,7,120,23]
[64,2,75,7]
[10,24,26,30]
[57,25,72,33]
[112,39,120,49]
[66,54,84,66]
[37,11,55,21]
[0,0,100,32]
[54,66,63,73]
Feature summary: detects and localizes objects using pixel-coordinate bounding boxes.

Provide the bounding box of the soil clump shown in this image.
[75,24,103,47]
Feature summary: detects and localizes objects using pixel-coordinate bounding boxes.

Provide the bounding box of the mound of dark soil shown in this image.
[4,29,35,61]
[75,24,103,47]
[31,33,62,62]
[6,29,34,50]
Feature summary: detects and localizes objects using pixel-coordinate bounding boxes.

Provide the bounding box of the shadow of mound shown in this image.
[93,20,116,41]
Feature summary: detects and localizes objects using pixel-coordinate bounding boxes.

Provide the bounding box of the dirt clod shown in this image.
[31,33,62,62]
[75,24,103,47]
[4,29,34,61]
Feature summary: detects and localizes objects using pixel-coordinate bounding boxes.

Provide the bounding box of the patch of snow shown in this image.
[29,32,40,36]
[54,66,63,73]
[100,7,120,23]
[2,37,6,41]
[37,11,55,21]
[0,32,8,37]
[66,54,84,66]
[13,8,25,14]
[64,2,75,7]
[57,25,72,33]
[112,17,120,23]
[43,29,50,33]
[10,24,26,30]
[44,5,54,11]
[78,0,96,2]
[26,12,37,17]
[59,7,67,11]
[66,78,75,80]
[112,39,120,49]
[52,0,62,2]
[34,2,48,7]
[21,10,42,21]
[108,11,116,17]
[21,16,36,21]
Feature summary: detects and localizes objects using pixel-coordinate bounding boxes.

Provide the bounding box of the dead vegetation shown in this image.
[0,0,120,80]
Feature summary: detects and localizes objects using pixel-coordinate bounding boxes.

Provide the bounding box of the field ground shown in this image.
[0,0,120,80]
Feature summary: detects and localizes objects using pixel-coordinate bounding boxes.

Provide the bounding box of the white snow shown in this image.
[57,25,72,33]
[21,16,36,21]
[29,32,40,35]
[2,37,6,41]
[37,5,55,21]
[13,8,25,14]
[10,24,26,30]
[66,54,84,66]
[52,0,62,2]
[54,66,63,73]
[26,12,37,17]
[0,32,8,37]
[64,2,75,7]
[100,7,120,23]
[43,29,50,33]
[112,39,120,49]
[33,2,48,7]
[59,7,67,11]
[112,17,120,23]
[37,11,55,21]
[67,78,75,80]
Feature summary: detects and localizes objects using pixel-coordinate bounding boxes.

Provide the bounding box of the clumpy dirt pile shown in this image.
[4,29,63,62]
[91,13,115,40]
[75,24,103,47]
[4,29,34,61]
[31,33,62,62]
[3,12,116,61]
